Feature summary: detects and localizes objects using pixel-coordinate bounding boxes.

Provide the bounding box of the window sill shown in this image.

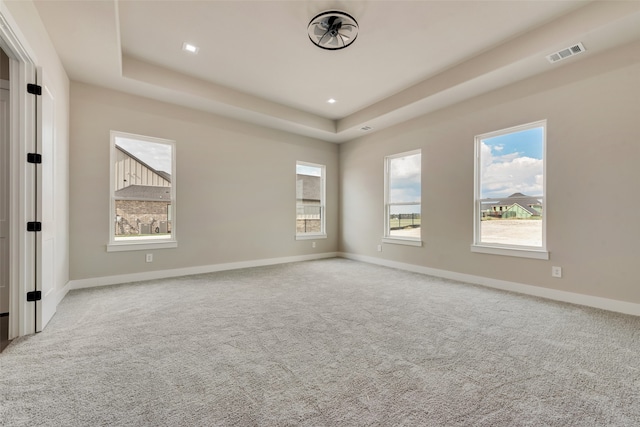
[107,240,178,252]
[470,244,549,260]
[296,234,327,241]
[382,237,423,247]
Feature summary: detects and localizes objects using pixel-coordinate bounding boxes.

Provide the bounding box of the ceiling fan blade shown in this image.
[318,30,331,45]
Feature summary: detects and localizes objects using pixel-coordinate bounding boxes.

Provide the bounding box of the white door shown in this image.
[35,69,56,331]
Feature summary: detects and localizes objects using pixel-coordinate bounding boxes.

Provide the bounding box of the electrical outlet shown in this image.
[146,253,153,263]
[552,266,562,278]
[312,241,316,248]
[377,245,382,252]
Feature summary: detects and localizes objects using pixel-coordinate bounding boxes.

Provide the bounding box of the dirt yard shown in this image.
[481,219,542,246]
[389,227,421,238]
[389,220,542,247]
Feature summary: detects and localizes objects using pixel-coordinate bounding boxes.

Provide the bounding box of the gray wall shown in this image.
[339,41,640,304]
[70,82,338,280]
[70,41,640,306]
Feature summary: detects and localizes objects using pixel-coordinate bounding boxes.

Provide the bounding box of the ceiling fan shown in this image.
[307,11,359,50]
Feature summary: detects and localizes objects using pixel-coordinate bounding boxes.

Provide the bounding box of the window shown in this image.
[472,121,548,259]
[296,161,326,239]
[108,131,177,251]
[383,150,422,246]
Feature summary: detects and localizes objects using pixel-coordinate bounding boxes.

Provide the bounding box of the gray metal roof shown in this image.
[114,185,171,201]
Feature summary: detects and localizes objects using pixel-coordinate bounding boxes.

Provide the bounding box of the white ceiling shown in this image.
[34,0,640,142]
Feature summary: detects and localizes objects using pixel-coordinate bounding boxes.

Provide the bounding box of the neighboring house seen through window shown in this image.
[108,131,177,251]
[383,150,422,246]
[472,120,548,259]
[296,161,326,239]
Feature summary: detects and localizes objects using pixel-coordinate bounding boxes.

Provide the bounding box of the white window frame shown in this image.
[382,149,422,247]
[295,161,326,240]
[471,120,548,260]
[107,131,177,252]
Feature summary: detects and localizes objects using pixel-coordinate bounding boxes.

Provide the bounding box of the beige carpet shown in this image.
[1,258,639,426]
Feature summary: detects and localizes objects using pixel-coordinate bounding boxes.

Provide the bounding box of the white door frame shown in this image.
[0,8,37,338]
[35,69,57,331]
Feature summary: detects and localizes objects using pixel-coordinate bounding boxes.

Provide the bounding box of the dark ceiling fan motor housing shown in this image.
[308,10,359,50]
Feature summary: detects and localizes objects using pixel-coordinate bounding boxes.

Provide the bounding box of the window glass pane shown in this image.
[296,162,325,235]
[114,136,173,241]
[296,205,323,233]
[478,125,544,247]
[388,204,421,238]
[387,152,421,238]
[296,164,322,201]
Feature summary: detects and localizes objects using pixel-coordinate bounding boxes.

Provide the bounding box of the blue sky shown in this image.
[480,126,544,199]
[483,127,543,159]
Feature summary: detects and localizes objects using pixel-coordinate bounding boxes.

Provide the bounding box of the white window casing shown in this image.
[107,131,177,252]
[383,149,422,247]
[472,120,548,260]
[296,161,326,239]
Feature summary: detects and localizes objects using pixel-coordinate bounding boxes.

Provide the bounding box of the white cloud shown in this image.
[389,153,421,203]
[390,155,420,179]
[481,142,542,198]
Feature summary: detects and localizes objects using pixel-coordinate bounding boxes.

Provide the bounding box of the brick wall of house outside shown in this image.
[296,219,321,233]
[115,200,171,235]
[296,173,322,233]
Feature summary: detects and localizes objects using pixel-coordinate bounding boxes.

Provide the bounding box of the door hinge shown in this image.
[27,153,42,164]
[27,291,42,302]
[27,83,42,96]
[27,222,42,232]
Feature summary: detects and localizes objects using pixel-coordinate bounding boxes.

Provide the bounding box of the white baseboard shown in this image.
[65,251,640,317]
[68,252,338,291]
[338,252,640,317]
[56,281,72,305]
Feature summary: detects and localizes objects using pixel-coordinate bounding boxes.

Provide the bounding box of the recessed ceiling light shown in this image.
[327,98,337,104]
[182,42,199,54]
